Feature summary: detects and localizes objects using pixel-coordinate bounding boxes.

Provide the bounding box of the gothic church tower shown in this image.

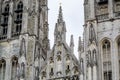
[0,0,49,80]
[80,0,120,80]
[40,5,80,80]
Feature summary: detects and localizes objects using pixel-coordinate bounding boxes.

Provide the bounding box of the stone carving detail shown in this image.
[34,67,39,80]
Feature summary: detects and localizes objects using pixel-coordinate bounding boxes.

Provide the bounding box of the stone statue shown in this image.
[89,23,96,43]
[35,67,39,80]
[16,64,20,79]
[21,62,25,78]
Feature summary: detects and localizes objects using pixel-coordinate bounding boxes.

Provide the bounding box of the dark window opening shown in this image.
[49,68,54,76]
[98,0,108,5]
[67,65,70,69]
[104,71,112,80]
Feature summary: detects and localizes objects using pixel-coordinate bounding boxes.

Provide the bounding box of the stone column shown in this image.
[80,73,84,80]
[112,42,119,80]
[5,58,11,80]
[1,63,4,80]
[87,66,92,80]
[93,65,97,80]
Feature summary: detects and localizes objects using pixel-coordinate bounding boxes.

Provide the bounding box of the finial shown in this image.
[59,0,62,6]
[58,2,63,23]
[70,35,74,47]
[78,36,82,51]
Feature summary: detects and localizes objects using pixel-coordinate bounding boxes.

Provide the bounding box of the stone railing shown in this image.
[12,32,20,37]
[0,35,7,40]
[114,11,120,17]
[96,13,109,21]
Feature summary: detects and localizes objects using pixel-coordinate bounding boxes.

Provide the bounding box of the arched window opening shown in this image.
[12,1,23,37]
[0,59,6,80]
[66,54,70,61]
[102,40,112,80]
[49,68,54,77]
[57,55,61,61]
[66,65,70,75]
[11,57,18,80]
[57,51,62,61]
[0,4,9,40]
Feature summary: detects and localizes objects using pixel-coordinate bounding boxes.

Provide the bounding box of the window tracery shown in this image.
[102,40,112,80]
[12,1,23,37]
[0,4,9,40]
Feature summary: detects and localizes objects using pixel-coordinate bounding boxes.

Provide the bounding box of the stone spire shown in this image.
[70,35,74,53]
[54,5,66,43]
[78,36,82,52]
[58,5,63,23]
[70,35,74,47]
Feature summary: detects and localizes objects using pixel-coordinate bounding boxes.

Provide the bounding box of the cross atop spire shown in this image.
[59,0,62,6]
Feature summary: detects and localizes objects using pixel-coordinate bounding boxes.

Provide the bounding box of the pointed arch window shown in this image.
[102,40,112,80]
[66,65,70,75]
[12,1,23,37]
[49,68,54,77]
[0,59,6,80]
[0,4,9,40]
[11,57,18,80]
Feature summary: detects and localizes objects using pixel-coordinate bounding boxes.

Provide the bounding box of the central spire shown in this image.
[54,5,66,44]
[58,5,63,23]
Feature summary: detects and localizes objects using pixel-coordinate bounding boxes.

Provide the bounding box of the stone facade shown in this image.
[80,0,120,80]
[0,0,49,80]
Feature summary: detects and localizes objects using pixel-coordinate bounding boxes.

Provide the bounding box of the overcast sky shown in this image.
[48,0,84,59]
